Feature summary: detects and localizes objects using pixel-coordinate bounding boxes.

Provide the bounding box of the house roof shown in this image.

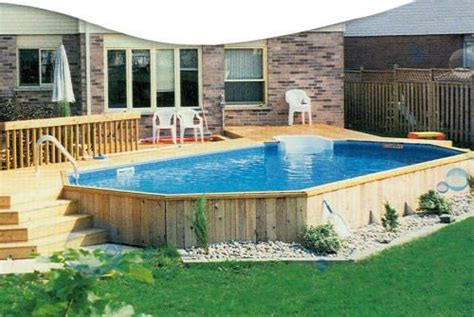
[345,0,474,37]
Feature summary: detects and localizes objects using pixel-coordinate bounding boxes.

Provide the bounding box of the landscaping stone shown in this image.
[180,193,473,262]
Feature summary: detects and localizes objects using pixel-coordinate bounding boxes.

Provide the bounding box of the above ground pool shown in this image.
[71,137,462,194]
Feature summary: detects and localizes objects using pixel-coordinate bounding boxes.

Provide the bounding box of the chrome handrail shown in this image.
[35,135,79,182]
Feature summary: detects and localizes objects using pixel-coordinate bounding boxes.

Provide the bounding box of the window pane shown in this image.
[225,82,264,103]
[225,49,263,80]
[180,49,199,107]
[156,50,175,107]
[107,50,127,108]
[180,70,199,107]
[19,49,39,85]
[180,49,198,69]
[466,41,474,68]
[41,50,55,84]
[132,50,151,108]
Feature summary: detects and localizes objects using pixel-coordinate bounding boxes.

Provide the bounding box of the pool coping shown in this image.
[61,139,473,200]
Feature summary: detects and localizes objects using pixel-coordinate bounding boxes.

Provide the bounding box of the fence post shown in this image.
[428,69,436,131]
[392,66,399,134]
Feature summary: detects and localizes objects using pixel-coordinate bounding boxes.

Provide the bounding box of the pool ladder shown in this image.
[35,135,79,182]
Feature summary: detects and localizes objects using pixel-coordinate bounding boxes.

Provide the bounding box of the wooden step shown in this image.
[0,214,92,243]
[0,196,11,209]
[0,200,78,225]
[0,228,109,259]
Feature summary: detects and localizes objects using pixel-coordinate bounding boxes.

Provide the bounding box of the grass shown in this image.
[98,217,474,316]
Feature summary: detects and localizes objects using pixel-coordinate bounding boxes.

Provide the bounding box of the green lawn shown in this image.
[99,217,474,316]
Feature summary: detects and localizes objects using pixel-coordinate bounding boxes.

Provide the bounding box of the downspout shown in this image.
[85,23,92,116]
[219,94,225,132]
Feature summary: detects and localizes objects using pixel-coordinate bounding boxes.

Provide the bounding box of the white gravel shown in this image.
[180,193,473,261]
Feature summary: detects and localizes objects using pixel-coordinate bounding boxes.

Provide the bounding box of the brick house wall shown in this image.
[224,31,345,127]
[345,34,467,70]
[0,34,84,115]
[1,31,345,134]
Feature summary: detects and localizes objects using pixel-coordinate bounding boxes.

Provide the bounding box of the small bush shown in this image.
[142,245,182,268]
[381,202,399,231]
[0,96,55,121]
[193,196,209,252]
[300,223,342,254]
[468,175,474,194]
[417,190,452,215]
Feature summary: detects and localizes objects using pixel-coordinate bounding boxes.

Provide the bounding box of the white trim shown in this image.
[85,24,92,115]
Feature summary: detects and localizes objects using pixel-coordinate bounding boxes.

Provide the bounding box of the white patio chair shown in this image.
[152,109,177,144]
[286,89,312,125]
[177,109,204,143]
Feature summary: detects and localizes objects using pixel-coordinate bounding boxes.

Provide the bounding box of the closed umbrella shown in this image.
[52,43,75,116]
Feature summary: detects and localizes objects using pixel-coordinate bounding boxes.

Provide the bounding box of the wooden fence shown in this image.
[344,68,474,148]
[0,113,141,170]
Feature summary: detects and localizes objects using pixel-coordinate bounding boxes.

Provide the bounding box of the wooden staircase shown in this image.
[0,197,108,259]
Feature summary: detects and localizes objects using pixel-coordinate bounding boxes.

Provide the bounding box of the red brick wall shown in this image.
[224,31,345,127]
[0,35,17,100]
[89,34,104,115]
[1,31,345,133]
[345,35,466,70]
[202,45,225,132]
[0,35,84,115]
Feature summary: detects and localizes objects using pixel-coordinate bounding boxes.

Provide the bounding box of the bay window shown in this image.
[106,47,201,111]
[225,48,265,105]
[19,48,55,86]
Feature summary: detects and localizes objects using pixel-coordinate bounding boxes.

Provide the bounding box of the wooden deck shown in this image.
[225,124,382,141]
[224,124,454,147]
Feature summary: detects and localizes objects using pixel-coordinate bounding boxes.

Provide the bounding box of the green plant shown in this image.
[300,223,342,254]
[417,190,453,215]
[193,196,209,252]
[468,175,474,193]
[56,100,71,117]
[381,202,399,231]
[0,248,153,316]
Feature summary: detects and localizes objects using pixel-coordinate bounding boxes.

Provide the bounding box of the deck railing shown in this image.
[344,68,474,148]
[0,112,141,170]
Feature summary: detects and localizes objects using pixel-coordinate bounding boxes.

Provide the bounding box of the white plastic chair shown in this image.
[286,89,312,125]
[177,109,204,143]
[152,109,177,144]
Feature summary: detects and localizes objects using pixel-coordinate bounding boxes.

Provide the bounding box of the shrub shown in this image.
[468,175,474,194]
[0,96,55,121]
[381,202,399,231]
[55,100,71,117]
[193,196,209,252]
[0,248,154,316]
[300,223,342,254]
[417,190,452,215]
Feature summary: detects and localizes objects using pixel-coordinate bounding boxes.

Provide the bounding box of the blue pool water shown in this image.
[72,140,461,194]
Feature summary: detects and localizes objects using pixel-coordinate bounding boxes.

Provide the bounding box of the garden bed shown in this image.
[180,193,472,262]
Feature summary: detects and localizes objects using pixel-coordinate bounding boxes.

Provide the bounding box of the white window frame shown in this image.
[223,46,268,108]
[464,40,474,68]
[16,48,56,88]
[104,46,203,114]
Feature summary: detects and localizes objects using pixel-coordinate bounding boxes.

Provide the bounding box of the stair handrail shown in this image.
[35,135,79,182]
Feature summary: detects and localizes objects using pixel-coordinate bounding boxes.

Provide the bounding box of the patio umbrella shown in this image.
[52,43,75,116]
